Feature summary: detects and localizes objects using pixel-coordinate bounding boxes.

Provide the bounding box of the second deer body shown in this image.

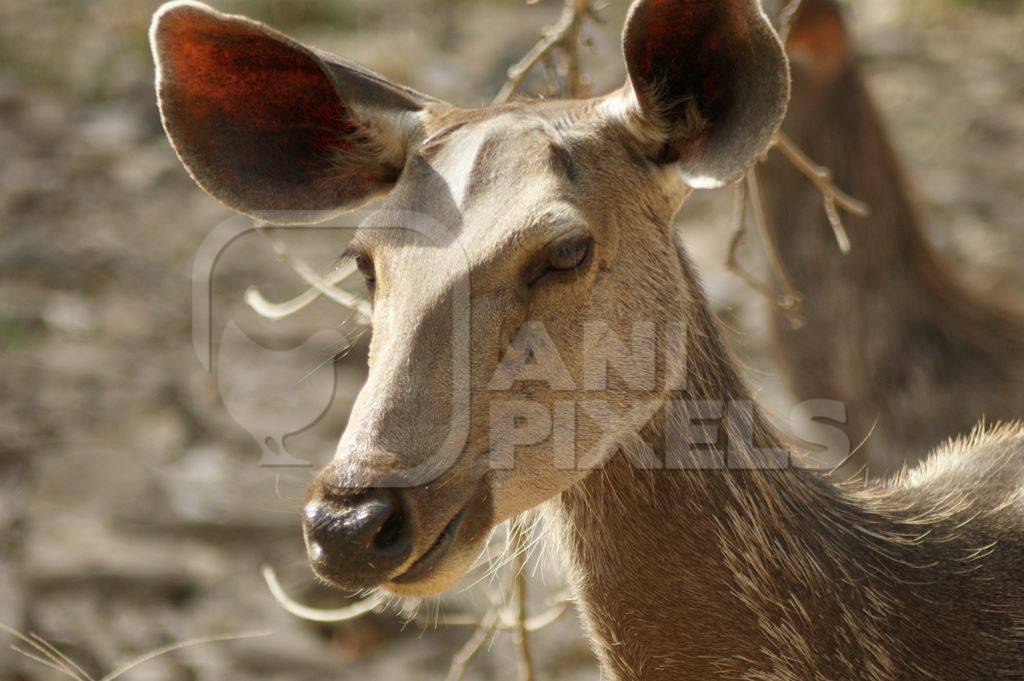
[758,0,1024,476]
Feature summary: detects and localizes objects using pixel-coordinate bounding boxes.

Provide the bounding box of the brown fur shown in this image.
[757,0,1024,476]
[552,250,1024,679]
[152,1,1024,678]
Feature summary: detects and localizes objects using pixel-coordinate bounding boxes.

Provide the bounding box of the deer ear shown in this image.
[786,0,852,80]
[616,0,790,188]
[150,1,438,224]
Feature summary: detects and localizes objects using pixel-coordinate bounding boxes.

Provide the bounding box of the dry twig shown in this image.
[509,518,536,681]
[99,632,272,681]
[446,610,501,681]
[723,0,871,322]
[246,231,371,325]
[1,622,270,681]
[727,175,805,329]
[494,0,600,104]
[262,562,571,632]
[262,564,384,622]
[245,259,360,321]
[727,130,870,327]
[774,130,869,253]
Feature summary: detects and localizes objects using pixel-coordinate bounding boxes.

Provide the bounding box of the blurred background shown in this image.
[1,0,1022,679]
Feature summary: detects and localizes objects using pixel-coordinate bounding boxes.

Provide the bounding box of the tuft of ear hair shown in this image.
[618,0,791,189]
[150,1,437,224]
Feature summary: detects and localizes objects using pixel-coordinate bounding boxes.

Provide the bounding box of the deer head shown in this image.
[151,0,789,596]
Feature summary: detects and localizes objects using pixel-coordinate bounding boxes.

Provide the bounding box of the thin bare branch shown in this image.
[773,131,869,254]
[0,624,91,681]
[509,518,535,681]
[723,3,870,321]
[2,622,270,681]
[541,53,560,96]
[245,260,360,321]
[30,634,94,681]
[521,593,572,632]
[406,591,572,634]
[445,610,501,681]
[262,564,384,622]
[727,176,805,329]
[494,0,598,104]
[562,0,592,98]
[246,224,371,324]
[747,169,804,319]
[100,631,272,681]
[11,645,76,678]
[266,243,372,323]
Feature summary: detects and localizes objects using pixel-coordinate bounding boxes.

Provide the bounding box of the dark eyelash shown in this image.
[527,237,593,287]
[333,248,357,271]
[334,248,376,291]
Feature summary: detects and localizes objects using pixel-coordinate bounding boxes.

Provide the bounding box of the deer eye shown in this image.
[526,235,593,288]
[355,253,376,287]
[548,236,592,272]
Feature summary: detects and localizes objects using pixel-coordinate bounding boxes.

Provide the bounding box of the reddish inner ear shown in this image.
[786,0,851,78]
[625,0,750,151]
[156,7,387,215]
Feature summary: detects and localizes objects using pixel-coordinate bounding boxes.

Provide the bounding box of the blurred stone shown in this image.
[100,289,161,339]
[41,292,99,336]
[127,407,190,462]
[149,444,306,529]
[0,460,27,674]
[24,516,225,589]
[112,140,180,192]
[79,104,148,152]
[21,95,72,142]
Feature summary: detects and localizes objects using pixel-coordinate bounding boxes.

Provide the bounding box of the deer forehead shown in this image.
[359,112,591,272]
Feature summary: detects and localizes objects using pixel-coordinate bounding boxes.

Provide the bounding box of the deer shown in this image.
[756,0,1024,477]
[150,1,1024,678]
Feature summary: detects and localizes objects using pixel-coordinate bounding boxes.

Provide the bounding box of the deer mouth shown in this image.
[390,505,469,585]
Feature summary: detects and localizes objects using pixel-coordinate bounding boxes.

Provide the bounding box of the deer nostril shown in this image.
[304,489,412,584]
[373,502,408,556]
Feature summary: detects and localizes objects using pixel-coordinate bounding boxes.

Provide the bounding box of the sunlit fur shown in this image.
[153,1,1024,678]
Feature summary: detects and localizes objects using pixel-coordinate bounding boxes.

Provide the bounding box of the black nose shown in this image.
[303,489,412,586]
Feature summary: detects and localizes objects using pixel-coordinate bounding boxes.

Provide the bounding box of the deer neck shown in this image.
[547,248,888,680]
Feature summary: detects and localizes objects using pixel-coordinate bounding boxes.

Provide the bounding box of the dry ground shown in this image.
[1,0,1022,679]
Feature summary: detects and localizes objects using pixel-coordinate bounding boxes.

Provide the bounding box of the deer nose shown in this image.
[303,489,412,586]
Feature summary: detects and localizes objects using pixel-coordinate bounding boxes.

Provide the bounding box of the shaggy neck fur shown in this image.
[548,241,1024,680]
